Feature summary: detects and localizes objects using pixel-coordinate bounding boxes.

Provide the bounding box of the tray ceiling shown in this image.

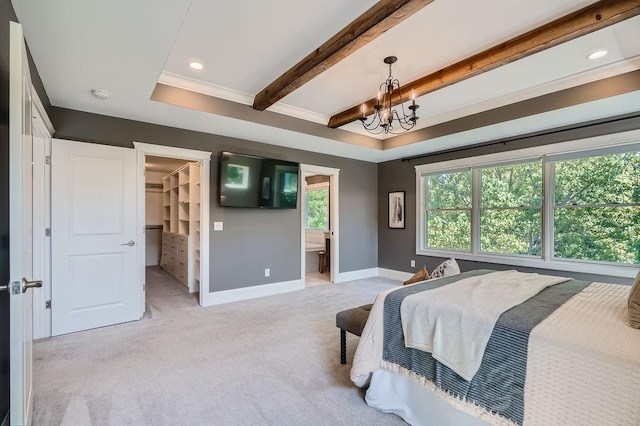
[12,0,640,162]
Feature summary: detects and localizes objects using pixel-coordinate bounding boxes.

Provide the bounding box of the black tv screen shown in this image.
[219,151,299,208]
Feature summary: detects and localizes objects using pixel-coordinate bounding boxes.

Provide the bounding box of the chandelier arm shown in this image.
[364,127,385,135]
[392,102,410,121]
[361,115,386,134]
[391,110,417,131]
[361,112,382,129]
[363,113,379,125]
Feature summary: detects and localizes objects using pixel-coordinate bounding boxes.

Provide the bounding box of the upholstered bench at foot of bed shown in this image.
[336,304,373,364]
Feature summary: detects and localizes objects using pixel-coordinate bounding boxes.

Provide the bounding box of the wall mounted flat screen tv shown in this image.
[219,151,299,208]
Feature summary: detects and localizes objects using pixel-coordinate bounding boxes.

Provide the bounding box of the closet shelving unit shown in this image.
[161,162,201,293]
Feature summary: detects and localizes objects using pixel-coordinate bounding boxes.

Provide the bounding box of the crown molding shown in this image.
[158,72,330,125]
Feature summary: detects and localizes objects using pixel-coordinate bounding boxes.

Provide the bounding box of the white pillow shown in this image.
[430,258,460,279]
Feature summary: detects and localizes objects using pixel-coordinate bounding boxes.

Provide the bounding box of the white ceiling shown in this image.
[12,0,640,163]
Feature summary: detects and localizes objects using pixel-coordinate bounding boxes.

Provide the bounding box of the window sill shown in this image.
[416,248,638,279]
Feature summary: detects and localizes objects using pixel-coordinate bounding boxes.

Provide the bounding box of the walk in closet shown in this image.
[160,162,201,293]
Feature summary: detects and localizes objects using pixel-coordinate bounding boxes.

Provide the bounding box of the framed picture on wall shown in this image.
[388,191,405,229]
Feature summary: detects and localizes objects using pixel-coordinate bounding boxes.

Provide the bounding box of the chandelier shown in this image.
[359,56,419,135]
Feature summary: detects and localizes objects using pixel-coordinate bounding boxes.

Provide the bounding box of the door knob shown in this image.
[121,240,135,246]
[22,278,43,293]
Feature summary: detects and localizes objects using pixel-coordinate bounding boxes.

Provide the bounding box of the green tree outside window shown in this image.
[306,188,329,230]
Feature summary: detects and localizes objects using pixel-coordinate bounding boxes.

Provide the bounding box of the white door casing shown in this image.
[31,109,52,340]
[133,142,211,309]
[9,21,35,426]
[51,139,140,336]
[299,164,340,285]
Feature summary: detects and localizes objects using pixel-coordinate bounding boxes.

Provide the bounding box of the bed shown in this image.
[351,270,640,426]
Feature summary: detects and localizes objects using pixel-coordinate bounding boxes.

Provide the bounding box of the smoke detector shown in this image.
[91,89,110,100]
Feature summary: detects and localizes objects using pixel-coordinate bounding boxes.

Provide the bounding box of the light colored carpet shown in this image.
[32,267,406,425]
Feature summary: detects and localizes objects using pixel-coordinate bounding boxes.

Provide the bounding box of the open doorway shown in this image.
[144,156,200,310]
[303,174,331,286]
[300,164,340,287]
[135,142,212,312]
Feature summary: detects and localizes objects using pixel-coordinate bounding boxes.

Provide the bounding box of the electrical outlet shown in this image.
[265,268,270,277]
[411,260,416,268]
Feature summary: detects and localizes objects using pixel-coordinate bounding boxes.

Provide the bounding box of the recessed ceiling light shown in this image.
[587,50,608,60]
[189,61,204,70]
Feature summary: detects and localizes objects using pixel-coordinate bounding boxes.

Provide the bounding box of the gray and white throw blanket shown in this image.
[351,270,640,426]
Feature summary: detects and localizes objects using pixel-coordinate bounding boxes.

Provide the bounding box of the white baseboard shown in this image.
[201,268,412,307]
[378,268,413,282]
[202,279,304,306]
[335,267,379,283]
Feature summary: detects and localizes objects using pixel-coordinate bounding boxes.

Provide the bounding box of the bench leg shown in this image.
[340,329,347,365]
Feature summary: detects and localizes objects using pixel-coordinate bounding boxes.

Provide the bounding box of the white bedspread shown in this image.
[524,282,640,426]
[400,270,569,381]
[352,280,640,425]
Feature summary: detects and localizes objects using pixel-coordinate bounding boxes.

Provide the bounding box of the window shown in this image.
[425,170,471,251]
[225,164,249,188]
[305,184,329,230]
[553,152,640,264]
[415,131,640,277]
[480,161,542,256]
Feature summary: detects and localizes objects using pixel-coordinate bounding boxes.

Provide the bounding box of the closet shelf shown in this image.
[161,161,202,294]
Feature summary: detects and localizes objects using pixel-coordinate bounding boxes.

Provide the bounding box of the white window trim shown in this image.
[415,129,640,279]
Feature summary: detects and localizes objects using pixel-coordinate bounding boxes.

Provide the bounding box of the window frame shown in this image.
[477,159,544,258]
[305,181,330,231]
[415,129,640,279]
[423,168,473,252]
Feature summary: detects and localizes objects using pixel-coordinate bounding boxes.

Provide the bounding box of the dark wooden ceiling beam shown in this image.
[328,0,640,129]
[252,0,434,111]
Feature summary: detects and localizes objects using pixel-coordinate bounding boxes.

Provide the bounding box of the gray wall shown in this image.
[1,0,51,420]
[50,107,378,293]
[378,114,640,285]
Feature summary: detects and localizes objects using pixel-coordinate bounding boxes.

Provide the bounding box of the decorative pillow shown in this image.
[403,265,429,285]
[430,258,461,279]
[629,270,640,329]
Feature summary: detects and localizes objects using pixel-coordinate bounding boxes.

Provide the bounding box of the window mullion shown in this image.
[419,175,426,252]
[543,157,554,262]
[471,168,481,255]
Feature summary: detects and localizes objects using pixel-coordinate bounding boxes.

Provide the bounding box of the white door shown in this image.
[52,139,140,335]
[9,21,38,426]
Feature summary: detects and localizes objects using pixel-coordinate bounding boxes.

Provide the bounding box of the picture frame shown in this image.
[388,191,405,229]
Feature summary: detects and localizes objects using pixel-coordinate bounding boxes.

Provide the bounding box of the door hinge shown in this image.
[45,228,51,237]
[143,283,146,291]
[45,155,51,165]
[45,300,51,309]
